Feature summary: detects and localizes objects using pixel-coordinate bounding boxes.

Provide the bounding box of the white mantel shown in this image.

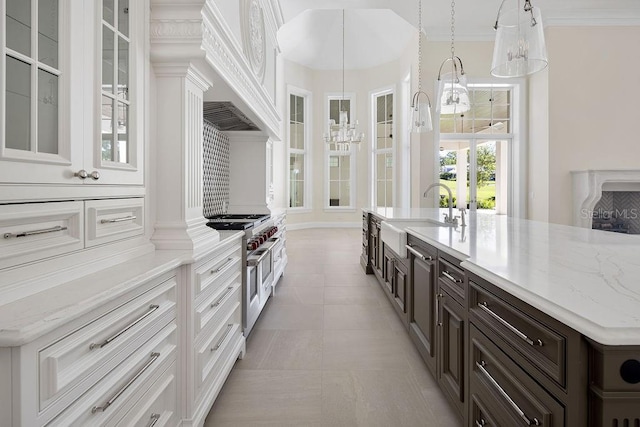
[571,169,640,229]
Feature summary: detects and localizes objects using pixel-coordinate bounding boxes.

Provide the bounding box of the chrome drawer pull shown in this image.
[100,215,137,224]
[476,361,541,426]
[442,270,463,284]
[405,244,433,262]
[475,420,487,427]
[211,286,234,308]
[211,257,234,274]
[147,413,161,427]
[3,225,67,239]
[90,304,160,350]
[211,324,234,351]
[92,352,160,413]
[478,302,543,347]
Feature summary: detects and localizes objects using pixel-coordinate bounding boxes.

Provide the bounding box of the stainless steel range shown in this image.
[206,214,279,335]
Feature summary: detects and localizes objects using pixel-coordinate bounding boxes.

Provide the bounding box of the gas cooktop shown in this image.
[206,213,270,230]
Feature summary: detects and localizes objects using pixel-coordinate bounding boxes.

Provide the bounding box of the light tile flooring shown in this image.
[204,228,461,427]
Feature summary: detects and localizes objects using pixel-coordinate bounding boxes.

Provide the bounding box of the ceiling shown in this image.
[278,0,640,70]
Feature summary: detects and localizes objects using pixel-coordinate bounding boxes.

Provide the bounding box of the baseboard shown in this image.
[286,222,360,231]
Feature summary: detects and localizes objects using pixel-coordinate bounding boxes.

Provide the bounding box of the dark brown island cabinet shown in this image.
[361,211,640,427]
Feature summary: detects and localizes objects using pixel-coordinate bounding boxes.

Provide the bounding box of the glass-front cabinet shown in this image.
[0,0,143,190]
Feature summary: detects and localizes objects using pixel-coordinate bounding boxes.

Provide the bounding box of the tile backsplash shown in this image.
[203,120,230,217]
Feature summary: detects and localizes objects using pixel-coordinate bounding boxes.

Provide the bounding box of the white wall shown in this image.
[528,68,549,222]
[546,27,640,225]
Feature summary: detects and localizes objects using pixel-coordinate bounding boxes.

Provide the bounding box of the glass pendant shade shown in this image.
[437,57,470,114]
[491,0,548,77]
[410,92,433,133]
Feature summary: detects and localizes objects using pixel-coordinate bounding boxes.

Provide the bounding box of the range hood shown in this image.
[203,101,261,131]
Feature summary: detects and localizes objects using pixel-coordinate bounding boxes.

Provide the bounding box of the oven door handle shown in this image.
[247,249,271,266]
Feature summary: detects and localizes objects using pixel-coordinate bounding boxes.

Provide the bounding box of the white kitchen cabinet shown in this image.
[0,0,145,190]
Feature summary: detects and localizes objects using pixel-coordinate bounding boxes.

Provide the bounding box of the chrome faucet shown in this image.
[423,183,456,225]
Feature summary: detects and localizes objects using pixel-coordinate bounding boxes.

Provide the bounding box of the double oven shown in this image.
[206,214,280,336]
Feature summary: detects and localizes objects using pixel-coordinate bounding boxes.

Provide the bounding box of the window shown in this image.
[288,88,310,210]
[325,95,356,210]
[372,90,394,207]
[437,84,519,214]
[101,0,130,164]
[3,0,60,156]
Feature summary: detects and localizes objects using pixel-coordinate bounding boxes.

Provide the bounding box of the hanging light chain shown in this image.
[341,9,345,113]
[450,0,456,58]
[417,0,423,92]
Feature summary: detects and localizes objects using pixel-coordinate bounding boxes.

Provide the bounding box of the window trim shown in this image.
[434,79,527,218]
[324,91,357,212]
[286,85,312,213]
[370,85,396,208]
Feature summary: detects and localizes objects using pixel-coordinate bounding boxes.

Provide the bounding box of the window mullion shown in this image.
[30,0,38,153]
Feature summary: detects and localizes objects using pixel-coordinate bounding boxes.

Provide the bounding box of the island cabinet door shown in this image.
[383,245,394,295]
[407,240,437,376]
[393,259,407,314]
[438,291,466,418]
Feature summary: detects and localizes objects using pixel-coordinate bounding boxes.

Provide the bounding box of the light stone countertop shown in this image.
[402,213,640,346]
[0,231,245,347]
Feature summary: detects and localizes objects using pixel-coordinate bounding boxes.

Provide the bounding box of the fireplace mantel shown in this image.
[571,169,640,228]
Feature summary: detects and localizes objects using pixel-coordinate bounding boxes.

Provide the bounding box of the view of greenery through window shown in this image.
[439,141,497,209]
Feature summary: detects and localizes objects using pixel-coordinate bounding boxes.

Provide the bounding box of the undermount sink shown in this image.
[380,219,446,258]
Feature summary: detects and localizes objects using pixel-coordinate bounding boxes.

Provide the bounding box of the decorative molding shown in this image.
[150,19,203,40]
[241,0,267,83]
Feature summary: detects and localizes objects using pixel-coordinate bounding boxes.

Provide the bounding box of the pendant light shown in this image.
[491,0,548,78]
[323,10,364,151]
[437,0,470,115]
[410,0,433,133]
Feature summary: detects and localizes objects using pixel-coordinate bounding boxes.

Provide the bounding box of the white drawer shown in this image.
[46,322,177,427]
[38,277,176,413]
[114,361,177,427]
[196,304,242,393]
[194,237,242,298]
[85,198,144,247]
[195,278,241,339]
[0,201,84,269]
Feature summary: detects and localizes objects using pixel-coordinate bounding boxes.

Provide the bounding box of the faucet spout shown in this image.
[423,183,455,225]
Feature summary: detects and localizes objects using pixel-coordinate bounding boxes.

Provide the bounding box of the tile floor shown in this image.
[204,228,461,427]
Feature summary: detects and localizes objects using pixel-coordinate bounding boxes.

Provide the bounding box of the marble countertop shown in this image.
[0,231,245,347]
[404,213,640,346]
[363,207,449,222]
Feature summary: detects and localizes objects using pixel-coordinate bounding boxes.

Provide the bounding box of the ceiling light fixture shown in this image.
[410,0,433,133]
[491,0,548,77]
[323,10,364,152]
[437,0,470,115]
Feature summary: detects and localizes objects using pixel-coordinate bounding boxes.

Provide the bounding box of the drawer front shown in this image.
[195,238,242,298]
[438,257,465,304]
[195,279,242,339]
[470,325,565,427]
[85,198,144,248]
[469,280,566,387]
[39,277,176,412]
[114,361,177,427]
[0,201,84,269]
[46,322,177,426]
[196,304,242,392]
[470,394,502,427]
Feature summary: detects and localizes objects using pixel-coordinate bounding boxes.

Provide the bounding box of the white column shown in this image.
[151,63,220,254]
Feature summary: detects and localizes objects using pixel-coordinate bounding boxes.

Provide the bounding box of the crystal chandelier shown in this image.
[491,0,548,77]
[410,0,433,133]
[437,0,470,115]
[324,10,364,151]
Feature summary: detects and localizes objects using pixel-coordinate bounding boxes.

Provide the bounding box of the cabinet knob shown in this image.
[74,170,100,180]
[74,169,88,179]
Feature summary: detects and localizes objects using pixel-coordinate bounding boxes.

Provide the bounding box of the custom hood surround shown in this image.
[149,0,283,255]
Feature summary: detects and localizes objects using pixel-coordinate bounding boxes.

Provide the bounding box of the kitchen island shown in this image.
[362,208,640,427]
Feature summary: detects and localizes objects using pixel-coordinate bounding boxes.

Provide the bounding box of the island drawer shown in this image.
[469,278,567,388]
[470,325,565,427]
[470,393,501,427]
[438,256,465,304]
